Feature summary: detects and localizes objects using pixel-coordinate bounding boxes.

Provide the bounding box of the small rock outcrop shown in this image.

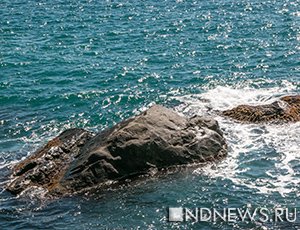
[222,95,300,123]
[7,105,227,196]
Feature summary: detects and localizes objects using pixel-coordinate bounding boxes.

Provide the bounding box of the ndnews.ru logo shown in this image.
[168,207,297,223]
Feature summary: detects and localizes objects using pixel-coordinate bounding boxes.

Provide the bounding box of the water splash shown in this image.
[174,82,300,196]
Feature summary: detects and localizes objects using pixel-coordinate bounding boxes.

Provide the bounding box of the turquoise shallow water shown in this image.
[0,0,300,229]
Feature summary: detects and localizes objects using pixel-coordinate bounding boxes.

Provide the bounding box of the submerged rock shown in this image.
[7,105,227,196]
[222,95,300,123]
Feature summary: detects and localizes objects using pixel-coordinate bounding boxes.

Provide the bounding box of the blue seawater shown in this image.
[0,0,299,229]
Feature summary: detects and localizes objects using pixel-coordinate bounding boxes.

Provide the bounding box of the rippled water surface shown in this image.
[1,0,300,229]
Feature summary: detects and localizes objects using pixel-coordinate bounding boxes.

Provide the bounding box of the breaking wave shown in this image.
[174,82,300,196]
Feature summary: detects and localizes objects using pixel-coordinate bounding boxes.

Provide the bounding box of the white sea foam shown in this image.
[174,83,300,196]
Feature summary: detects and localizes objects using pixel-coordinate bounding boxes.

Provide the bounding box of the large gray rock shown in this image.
[7,105,227,196]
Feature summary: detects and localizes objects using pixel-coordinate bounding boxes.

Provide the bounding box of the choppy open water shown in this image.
[1,0,300,229]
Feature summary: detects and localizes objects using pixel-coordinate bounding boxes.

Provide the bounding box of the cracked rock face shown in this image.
[6,105,227,196]
[222,95,300,123]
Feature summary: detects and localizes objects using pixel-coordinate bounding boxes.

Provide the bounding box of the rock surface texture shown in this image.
[7,105,227,196]
[222,95,300,123]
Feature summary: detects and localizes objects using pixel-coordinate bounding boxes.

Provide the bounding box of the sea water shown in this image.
[0,0,299,229]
